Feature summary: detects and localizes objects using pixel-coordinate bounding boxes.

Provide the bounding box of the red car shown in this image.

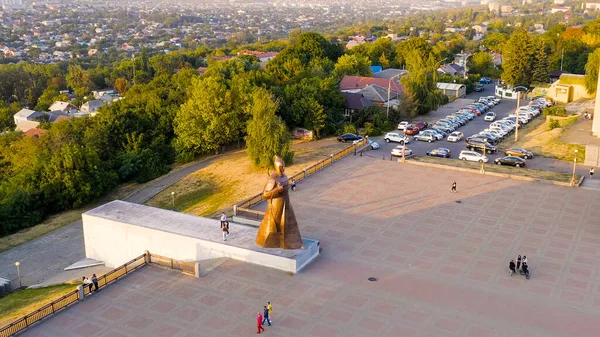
[461,107,481,116]
[405,125,419,135]
[414,121,428,130]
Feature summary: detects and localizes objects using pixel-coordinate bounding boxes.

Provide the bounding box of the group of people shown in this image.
[509,255,529,277]
[256,302,273,334]
[82,274,99,293]
[584,112,592,120]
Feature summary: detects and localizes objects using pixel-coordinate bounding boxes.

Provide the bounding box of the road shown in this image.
[370,83,592,177]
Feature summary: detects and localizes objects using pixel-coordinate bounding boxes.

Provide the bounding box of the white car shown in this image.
[459,150,489,163]
[384,132,410,144]
[397,121,409,130]
[484,112,496,122]
[447,131,464,142]
[391,146,413,157]
[369,140,379,150]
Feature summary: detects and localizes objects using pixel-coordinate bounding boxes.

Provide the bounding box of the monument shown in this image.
[256,156,303,249]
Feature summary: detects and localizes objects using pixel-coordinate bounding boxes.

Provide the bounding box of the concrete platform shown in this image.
[82,201,320,274]
[64,258,104,271]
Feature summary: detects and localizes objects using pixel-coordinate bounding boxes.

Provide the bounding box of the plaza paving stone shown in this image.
[20,156,600,337]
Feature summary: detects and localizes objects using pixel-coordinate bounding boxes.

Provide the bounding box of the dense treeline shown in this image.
[3,10,600,235]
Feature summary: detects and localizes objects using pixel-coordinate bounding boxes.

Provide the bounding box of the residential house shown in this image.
[197,67,208,74]
[437,83,467,98]
[339,76,403,94]
[554,0,565,3]
[24,128,47,138]
[48,101,77,114]
[92,89,115,99]
[14,108,43,126]
[369,66,383,74]
[372,69,408,79]
[80,100,105,116]
[359,85,398,106]
[472,24,487,34]
[584,2,600,10]
[437,63,465,77]
[551,6,571,13]
[342,92,374,120]
[345,40,365,50]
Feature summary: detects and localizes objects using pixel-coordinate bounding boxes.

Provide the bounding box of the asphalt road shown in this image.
[370,84,592,176]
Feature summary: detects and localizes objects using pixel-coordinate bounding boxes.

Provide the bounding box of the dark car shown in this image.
[475,84,485,92]
[337,133,362,142]
[467,134,498,145]
[427,148,451,158]
[504,148,534,159]
[466,138,497,154]
[479,77,492,84]
[495,156,526,167]
[414,121,428,130]
[405,125,419,135]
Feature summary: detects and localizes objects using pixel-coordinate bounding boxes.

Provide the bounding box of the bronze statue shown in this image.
[256,156,303,249]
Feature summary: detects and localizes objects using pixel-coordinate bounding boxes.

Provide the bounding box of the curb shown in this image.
[403,160,578,187]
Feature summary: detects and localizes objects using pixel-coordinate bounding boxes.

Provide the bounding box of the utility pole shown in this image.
[560,49,564,72]
[481,142,486,174]
[515,93,520,142]
[402,140,406,162]
[132,53,135,85]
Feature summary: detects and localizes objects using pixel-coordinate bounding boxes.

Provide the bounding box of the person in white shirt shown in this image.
[82,276,93,293]
[220,212,229,234]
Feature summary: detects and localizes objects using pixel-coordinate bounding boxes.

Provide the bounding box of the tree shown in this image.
[530,41,550,84]
[501,29,534,87]
[114,77,128,94]
[400,50,445,116]
[585,48,600,94]
[245,88,293,168]
[333,54,372,78]
[395,37,433,68]
[0,101,16,131]
[468,52,497,78]
[35,87,68,111]
[66,65,91,99]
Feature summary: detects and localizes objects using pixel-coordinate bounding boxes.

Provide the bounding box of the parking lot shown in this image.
[370,84,557,170]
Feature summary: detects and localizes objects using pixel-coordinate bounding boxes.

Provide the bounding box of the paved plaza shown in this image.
[21,156,600,337]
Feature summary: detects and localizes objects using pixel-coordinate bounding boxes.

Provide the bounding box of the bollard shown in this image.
[382,155,385,160]
[331,154,334,164]
[77,285,84,301]
[360,151,362,156]
[390,155,392,161]
[303,169,307,178]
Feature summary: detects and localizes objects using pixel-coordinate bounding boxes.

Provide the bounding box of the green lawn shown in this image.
[411,156,577,183]
[0,284,77,328]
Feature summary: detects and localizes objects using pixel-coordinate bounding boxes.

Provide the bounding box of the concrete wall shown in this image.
[82,214,300,273]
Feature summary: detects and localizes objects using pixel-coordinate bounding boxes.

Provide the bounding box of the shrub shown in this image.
[364,122,382,136]
[342,123,357,135]
[382,120,395,131]
[548,118,560,130]
[543,106,567,117]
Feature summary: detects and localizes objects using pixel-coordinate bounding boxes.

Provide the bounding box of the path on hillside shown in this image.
[0,139,341,286]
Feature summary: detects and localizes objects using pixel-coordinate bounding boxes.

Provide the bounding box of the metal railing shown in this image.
[148,253,196,276]
[0,251,196,337]
[233,138,367,215]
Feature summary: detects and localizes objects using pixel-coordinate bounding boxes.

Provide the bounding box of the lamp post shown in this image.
[463,53,474,79]
[481,142,486,174]
[15,261,21,288]
[171,191,175,209]
[571,149,579,187]
[386,73,404,120]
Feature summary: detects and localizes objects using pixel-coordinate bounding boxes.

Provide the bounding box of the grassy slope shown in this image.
[0,284,77,328]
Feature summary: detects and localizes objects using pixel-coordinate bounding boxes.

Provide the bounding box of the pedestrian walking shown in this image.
[522,255,528,266]
[92,274,99,291]
[257,313,265,334]
[451,181,457,193]
[291,178,297,191]
[267,302,273,322]
[220,212,229,234]
[590,167,595,179]
[222,223,228,241]
[262,306,271,326]
[516,255,522,271]
[82,276,93,293]
[509,260,516,276]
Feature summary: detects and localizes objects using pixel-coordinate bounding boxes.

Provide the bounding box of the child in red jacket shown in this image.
[257,312,265,334]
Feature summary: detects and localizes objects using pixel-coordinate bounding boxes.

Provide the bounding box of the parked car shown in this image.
[447,131,464,142]
[384,132,410,144]
[466,138,497,153]
[479,77,492,84]
[495,156,526,167]
[337,133,362,142]
[352,136,365,145]
[397,121,410,130]
[429,127,448,138]
[414,121,428,130]
[391,146,413,157]
[419,129,443,140]
[414,133,435,142]
[484,112,496,122]
[426,148,451,158]
[475,84,485,92]
[405,125,419,135]
[368,140,380,150]
[504,148,533,159]
[459,150,489,163]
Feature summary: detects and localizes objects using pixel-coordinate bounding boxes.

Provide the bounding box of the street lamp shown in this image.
[15,262,21,288]
[463,53,474,79]
[513,86,529,142]
[386,73,404,120]
[571,149,579,187]
[171,191,175,209]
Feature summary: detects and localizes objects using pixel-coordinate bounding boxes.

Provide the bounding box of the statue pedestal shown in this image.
[83,201,320,274]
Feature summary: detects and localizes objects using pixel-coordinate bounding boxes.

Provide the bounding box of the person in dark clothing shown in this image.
[521,262,529,278]
[92,274,99,291]
[516,255,522,271]
[262,306,271,326]
[451,181,457,193]
[291,179,297,191]
[509,260,516,276]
